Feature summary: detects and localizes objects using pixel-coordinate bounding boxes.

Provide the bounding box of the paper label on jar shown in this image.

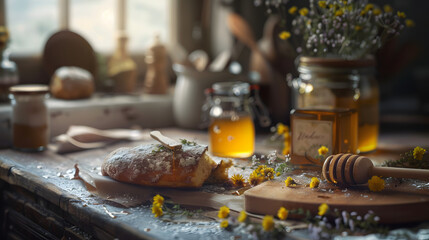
[292,119,333,158]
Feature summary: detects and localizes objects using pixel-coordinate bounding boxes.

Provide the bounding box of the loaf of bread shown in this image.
[101,141,218,188]
[50,66,94,99]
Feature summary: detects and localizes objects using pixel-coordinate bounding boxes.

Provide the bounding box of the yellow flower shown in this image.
[413,146,426,160]
[278,31,291,40]
[262,215,274,231]
[238,211,247,223]
[152,203,163,218]
[318,203,329,216]
[277,207,288,220]
[231,174,245,187]
[299,8,309,16]
[276,172,281,177]
[310,177,320,188]
[261,167,275,180]
[288,6,298,15]
[153,194,164,206]
[276,123,288,134]
[364,4,374,12]
[355,25,362,31]
[318,146,329,156]
[318,1,327,9]
[328,4,334,9]
[249,172,263,186]
[368,176,385,192]
[397,11,406,18]
[383,4,393,13]
[285,176,295,187]
[360,10,367,16]
[335,9,344,17]
[405,19,415,27]
[220,220,229,228]
[373,8,381,16]
[218,206,230,219]
[0,26,9,45]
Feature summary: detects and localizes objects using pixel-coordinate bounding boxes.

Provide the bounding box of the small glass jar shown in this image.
[9,85,49,151]
[208,82,255,158]
[291,57,379,153]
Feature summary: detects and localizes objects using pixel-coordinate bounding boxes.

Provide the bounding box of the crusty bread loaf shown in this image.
[50,66,94,99]
[101,142,217,188]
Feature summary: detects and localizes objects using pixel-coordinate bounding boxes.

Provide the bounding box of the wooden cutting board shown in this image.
[244,180,429,224]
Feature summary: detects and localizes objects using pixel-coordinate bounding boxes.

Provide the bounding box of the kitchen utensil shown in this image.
[150,131,182,150]
[188,50,209,71]
[208,50,231,72]
[227,13,271,84]
[42,30,97,80]
[244,180,429,224]
[322,153,429,186]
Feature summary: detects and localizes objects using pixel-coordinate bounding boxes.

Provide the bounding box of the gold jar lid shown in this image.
[299,56,375,68]
[9,84,49,95]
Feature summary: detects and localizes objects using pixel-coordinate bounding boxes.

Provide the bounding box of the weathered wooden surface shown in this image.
[1,128,428,239]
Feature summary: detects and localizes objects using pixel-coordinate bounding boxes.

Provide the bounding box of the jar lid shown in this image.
[212,82,249,96]
[9,84,49,95]
[299,56,375,68]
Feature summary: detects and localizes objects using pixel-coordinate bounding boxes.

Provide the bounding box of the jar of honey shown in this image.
[9,84,49,151]
[208,82,255,158]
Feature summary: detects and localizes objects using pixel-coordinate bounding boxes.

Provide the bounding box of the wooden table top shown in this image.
[0,128,428,239]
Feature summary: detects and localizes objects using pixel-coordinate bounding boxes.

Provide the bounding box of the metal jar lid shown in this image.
[9,84,49,95]
[212,81,250,96]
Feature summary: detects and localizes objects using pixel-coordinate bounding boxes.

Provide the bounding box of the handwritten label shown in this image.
[292,119,333,158]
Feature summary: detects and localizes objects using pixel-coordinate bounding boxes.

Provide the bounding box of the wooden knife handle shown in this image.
[150,131,182,150]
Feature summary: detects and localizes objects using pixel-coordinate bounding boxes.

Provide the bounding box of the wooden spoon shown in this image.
[227,13,271,84]
[323,153,429,186]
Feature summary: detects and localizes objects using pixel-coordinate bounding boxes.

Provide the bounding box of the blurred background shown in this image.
[1,0,428,132]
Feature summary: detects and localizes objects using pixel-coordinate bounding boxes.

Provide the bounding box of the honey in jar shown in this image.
[208,82,255,158]
[9,84,49,151]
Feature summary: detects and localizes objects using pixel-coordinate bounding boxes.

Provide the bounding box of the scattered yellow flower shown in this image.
[397,11,406,18]
[318,146,329,156]
[413,146,426,160]
[279,31,291,40]
[384,4,393,13]
[360,10,367,16]
[261,167,275,180]
[276,172,281,177]
[220,220,229,228]
[310,177,320,188]
[276,123,288,135]
[372,8,381,16]
[355,25,362,31]
[288,6,298,15]
[218,206,230,219]
[364,4,374,11]
[285,176,295,187]
[249,172,263,186]
[153,194,164,206]
[318,1,327,9]
[328,4,334,9]
[231,174,245,187]
[405,19,415,27]
[262,215,274,231]
[238,211,247,223]
[335,9,344,17]
[368,176,385,192]
[152,204,163,218]
[318,203,329,216]
[277,207,288,220]
[299,7,309,16]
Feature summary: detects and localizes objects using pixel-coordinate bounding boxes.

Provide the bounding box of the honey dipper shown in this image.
[322,153,429,186]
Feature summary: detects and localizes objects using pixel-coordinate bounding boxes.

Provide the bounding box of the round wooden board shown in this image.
[244,180,429,224]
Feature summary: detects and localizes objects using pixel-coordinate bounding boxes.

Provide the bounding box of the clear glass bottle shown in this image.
[208,82,255,158]
[0,48,19,102]
[291,57,379,153]
[9,85,49,151]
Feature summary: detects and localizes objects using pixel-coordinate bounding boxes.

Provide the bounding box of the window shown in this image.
[5,0,170,55]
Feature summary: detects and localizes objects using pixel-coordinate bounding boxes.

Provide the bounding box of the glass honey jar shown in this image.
[9,84,49,151]
[290,56,379,153]
[208,82,255,158]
